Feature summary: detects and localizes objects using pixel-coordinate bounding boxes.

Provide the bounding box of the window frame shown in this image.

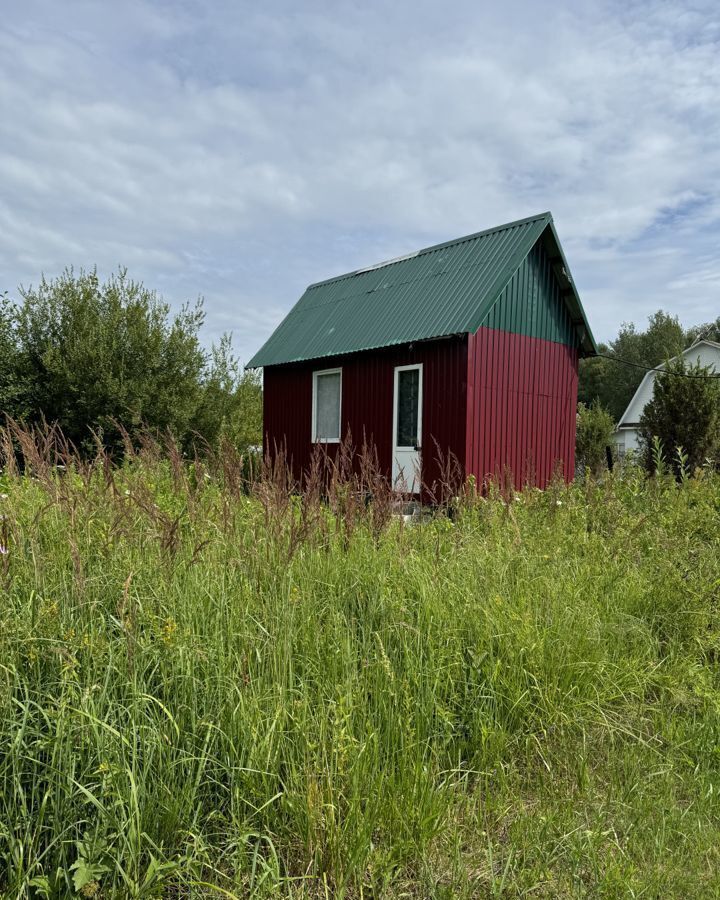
[311,367,343,443]
[392,363,423,451]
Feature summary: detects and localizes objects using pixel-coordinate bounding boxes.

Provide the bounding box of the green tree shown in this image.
[639,356,720,477]
[3,269,206,453]
[577,341,612,412]
[579,311,685,421]
[189,334,263,453]
[2,268,264,456]
[0,293,22,417]
[686,317,720,346]
[575,402,616,476]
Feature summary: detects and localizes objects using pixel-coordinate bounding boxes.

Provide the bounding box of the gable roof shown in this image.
[247,212,597,368]
[617,339,720,428]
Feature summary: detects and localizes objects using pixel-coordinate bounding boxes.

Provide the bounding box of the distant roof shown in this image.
[617,339,720,428]
[248,211,597,367]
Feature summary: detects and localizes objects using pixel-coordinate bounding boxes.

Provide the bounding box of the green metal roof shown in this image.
[247,212,597,368]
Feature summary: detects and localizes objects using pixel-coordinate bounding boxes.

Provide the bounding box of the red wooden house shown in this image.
[247,212,597,492]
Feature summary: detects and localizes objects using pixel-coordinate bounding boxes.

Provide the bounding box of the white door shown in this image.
[392,364,423,493]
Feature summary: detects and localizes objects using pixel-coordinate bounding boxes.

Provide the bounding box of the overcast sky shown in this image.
[2,0,719,362]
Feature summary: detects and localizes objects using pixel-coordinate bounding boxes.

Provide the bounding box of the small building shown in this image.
[615,339,720,455]
[248,212,597,493]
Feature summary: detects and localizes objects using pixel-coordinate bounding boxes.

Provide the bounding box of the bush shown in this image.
[188,334,263,453]
[0,269,262,455]
[639,355,720,477]
[575,402,615,476]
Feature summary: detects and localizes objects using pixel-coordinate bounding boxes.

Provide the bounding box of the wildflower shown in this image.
[0,493,8,500]
[162,617,178,644]
[556,500,562,506]
[0,544,7,555]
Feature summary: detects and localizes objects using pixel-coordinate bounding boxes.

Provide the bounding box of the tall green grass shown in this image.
[0,428,719,897]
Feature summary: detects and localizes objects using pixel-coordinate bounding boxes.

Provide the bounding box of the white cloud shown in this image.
[1,0,718,362]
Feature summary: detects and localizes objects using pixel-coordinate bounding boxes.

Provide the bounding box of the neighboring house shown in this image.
[247,212,597,493]
[615,339,720,455]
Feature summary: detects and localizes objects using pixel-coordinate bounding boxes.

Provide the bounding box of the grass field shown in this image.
[1,430,719,898]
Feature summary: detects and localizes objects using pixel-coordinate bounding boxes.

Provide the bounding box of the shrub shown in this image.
[575,402,615,476]
[0,269,262,455]
[639,355,720,477]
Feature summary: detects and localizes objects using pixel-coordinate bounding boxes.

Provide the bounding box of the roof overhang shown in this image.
[247,212,599,368]
[539,222,598,357]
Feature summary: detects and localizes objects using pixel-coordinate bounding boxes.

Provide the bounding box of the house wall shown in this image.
[464,238,582,488]
[262,337,468,493]
[618,342,720,427]
[465,327,579,488]
[615,426,641,456]
[263,237,587,495]
[482,239,580,346]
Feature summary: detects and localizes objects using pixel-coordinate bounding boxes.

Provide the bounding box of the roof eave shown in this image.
[247,331,467,370]
[541,221,598,357]
[247,212,599,367]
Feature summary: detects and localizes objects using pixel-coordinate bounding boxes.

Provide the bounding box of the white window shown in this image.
[312,368,342,442]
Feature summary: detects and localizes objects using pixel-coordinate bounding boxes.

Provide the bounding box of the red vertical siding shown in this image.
[263,337,468,492]
[466,326,578,489]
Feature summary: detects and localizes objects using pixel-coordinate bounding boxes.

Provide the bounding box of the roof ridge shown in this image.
[246,210,599,369]
[306,211,553,290]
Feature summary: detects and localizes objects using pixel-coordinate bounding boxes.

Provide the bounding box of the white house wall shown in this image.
[616,426,641,454]
[619,342,720,428]
[614,342,720,455]
[620,372,658,427]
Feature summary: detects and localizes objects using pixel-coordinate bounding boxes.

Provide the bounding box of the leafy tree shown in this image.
[577,340,612,412]
[189,334,262,453]
[575,402,616,476]
[1,268,263,456]
[0,294,23,417]
[227,368,263,452]
[6,268,206,453]
[579,311,685,421]
[686,316,720,346]
[639,356,720,477]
